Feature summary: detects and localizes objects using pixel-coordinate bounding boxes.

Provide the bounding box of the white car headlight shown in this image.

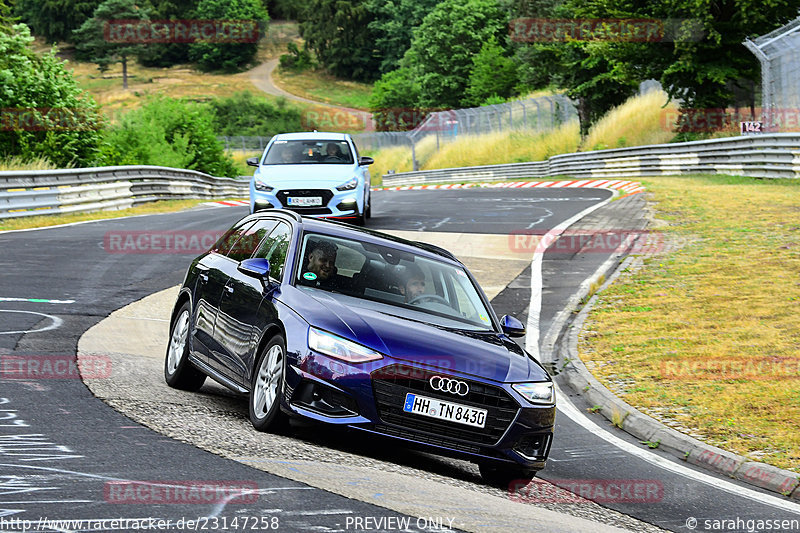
[512,382,555,405]
[336,177,358,191]
[254,179,273,192]
[308,327,383,363]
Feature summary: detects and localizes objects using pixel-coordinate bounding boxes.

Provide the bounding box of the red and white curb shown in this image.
[201,199,249,207]
[372,179,645,195]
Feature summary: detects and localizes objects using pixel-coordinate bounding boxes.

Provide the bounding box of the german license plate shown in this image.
[287,197,322,207]
[403,393,487,428]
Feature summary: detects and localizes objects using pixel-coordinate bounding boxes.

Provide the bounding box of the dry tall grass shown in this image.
[0,156,60,171]
[423,122,581,170]
[581,91,678,151]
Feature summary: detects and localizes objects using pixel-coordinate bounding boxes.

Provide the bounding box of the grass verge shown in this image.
[0,199,236,232]
[272,68,373,110]
[579,174,800,472]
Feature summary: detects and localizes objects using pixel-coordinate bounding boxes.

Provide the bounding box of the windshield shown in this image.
[294,233,495,332]
[263,139,354,165]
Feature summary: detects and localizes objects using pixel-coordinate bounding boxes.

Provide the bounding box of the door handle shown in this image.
[199,273,209,282]
[224,285,234,294]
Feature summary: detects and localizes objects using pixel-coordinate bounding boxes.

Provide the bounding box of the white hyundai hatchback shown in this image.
[247,132,374,225]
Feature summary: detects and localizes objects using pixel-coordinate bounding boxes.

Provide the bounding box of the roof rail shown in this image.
[414,241,458,261]
[258,208,302,222]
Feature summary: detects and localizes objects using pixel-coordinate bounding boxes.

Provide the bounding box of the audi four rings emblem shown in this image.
[429,376,469,396]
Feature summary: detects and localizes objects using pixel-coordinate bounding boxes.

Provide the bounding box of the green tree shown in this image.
[510,0,640,135]
[136,0,196,67]
[368,67,423,131]
[266,0,309,20]
[0,23,103,166]
[465,36,519,107]
[14,0,101,42]
[402,0,508,108]
[188,0,268,72]
[366,0,440,74]
[72,0,149,89]
[103,96,237,176]
[550,0,800,121]
[300,0,380,82]
[208,92,303,137]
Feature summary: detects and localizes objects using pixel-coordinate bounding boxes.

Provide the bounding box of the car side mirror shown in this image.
[238,258,271,284]
[500,315,526,338]
[246,157,260,167]
[359,156,374,166]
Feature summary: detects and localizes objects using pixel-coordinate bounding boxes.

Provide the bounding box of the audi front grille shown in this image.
[370,364,519,446]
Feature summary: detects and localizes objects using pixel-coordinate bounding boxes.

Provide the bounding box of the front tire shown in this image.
[355,207,367,226]
[479,462,536,488]
[164,302,206,391]
[249,334,289,432]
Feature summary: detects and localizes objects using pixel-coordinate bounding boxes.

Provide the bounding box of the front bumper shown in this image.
[282,355,555,468]
[250,186,361,219]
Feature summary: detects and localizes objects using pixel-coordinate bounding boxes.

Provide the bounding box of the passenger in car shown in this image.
[397,264,426,303]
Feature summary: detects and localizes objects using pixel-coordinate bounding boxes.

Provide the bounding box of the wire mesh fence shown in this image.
[744,16,800,132]
[217,136,271,152]
[354,94,577,170]
[218,94,579,171]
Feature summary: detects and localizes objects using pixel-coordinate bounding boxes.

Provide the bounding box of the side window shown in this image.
[350,140,360,161]
[210,221,256,256]
[227,219,278,262]
[254,222,291,280]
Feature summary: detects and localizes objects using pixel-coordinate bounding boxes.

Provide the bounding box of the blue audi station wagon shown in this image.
[165,210,555,485]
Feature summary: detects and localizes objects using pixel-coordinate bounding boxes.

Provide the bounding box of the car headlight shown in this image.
[308,327,383,363]
[512,382,555,405]
[254,179,273,192]
[336,177,358,191]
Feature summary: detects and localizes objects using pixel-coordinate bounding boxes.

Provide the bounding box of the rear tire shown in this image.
[479,462,536,488]
[249,335,289,432]
[164,302,206,391]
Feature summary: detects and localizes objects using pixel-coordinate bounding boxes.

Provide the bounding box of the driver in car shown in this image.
[301,240,343,290]
[397,264,426,303]
[324,143,345,161]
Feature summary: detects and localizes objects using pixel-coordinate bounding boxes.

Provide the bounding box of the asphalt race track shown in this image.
[1,187,799,532]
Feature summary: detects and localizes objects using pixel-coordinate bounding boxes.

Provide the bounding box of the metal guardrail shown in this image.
[381,133,800,185]
[0,166,249,220]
